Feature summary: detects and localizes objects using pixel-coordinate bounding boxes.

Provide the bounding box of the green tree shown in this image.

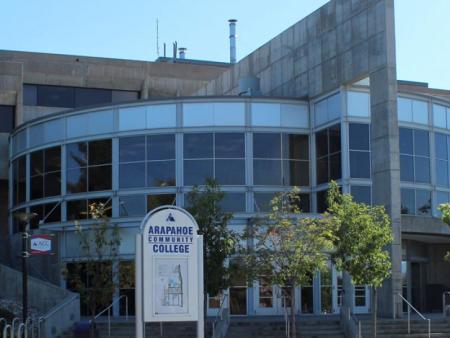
[246,188,335,338]
[438,203,450,262]
[186,179,239,324]
[327,181,393,338]
[64,201,122,316]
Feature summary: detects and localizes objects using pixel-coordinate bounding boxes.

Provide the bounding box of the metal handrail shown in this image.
[0,318,6,332]
[282,296,290,338]
[37,317,44,338]
[3,324,11,338]
[38,293,79,338]
[443,291,450,318]
[11,318,20,338]
[396,293,430,338]
[17,322,27,338]
[212,293,229,338]
[340,305,361,338]
[92,295,129,338]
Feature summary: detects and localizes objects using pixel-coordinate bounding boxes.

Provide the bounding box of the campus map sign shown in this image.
[135,206,204,338]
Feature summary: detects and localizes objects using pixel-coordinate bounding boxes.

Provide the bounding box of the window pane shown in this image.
[416,190,431,216]
[66,168,87,193]
[253,160,281,185]
[220,193,246,212]
[283,160,309,186]
[435,133,447,159]
[349,124,370,150]
[253,133,281,158]
[401,189,415,215]
[23,84,37,105]
[147,160,176,187]
[299,193,311,213]
[89,139,112,165]
[74,88,112,108]
[400,155,414,182]
[88,165,112,191]
[433,104,447,128]
[351,185,371,205]
[112,90,139,103]
[347,91,369,117]
[414,157,430,183]
[436,160,449,186]
[215,133,245,158]
[184,160,213,186]
[31,151,44,176]
[215,159,245,185]
[436,192,449,216]
[329,125,341,153]
[350,151,370,178]
[119,195,146,217]
[147,194,176,211]
[0,106,15,133]
[37,85,74,108]
[44,203,61,223]
[315,130,328,158]
[120,163,145,188]
[147,134,175,160]
[67,142,87,169]
[30,205,44,229]
[88,198,112,218]
[329,153,342,180]
[67,200,88,220]
[282,134,309,160]
[254,192,275,212]
[45,147,61,172]
[414,130,429,156]
[399,128,413,154]
[316,157,329,185]
[119,136,145,162]
[44,171,61,197]
[30,175,44,200]
[316,190,328,213]
[184,133,213,159]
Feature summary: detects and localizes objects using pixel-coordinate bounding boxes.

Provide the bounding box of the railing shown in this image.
[3,324,11,338]
[340,305,361,338]
[92,295,129,337]
[39,293,79,338]
[396,293,430,338]
[443,291,450,318]
[211,294,230,338]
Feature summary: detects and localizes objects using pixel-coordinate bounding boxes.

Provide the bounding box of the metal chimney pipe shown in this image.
[179,47,187,59]
[228,19,237,64]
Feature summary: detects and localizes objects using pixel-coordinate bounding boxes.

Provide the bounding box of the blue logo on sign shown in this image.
[166,213,175,222]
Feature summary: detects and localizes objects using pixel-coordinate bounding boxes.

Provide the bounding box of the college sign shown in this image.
[135,206,204,338]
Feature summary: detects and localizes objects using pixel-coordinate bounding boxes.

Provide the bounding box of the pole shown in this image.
[197,235,204,338]
[135,235,144,338]
[22,223,29,323]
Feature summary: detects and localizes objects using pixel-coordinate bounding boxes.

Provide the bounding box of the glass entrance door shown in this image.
[353,285,370,313]
[254,278,276,315]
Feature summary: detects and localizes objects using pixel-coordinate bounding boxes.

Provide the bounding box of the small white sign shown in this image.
[30,235,52,255]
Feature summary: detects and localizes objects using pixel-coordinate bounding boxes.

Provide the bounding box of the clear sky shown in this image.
[0,0,449,90]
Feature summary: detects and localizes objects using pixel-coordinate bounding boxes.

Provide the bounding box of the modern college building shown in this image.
[1,0,450,319]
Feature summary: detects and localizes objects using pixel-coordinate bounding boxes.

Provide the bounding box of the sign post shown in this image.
[135,206,204,338]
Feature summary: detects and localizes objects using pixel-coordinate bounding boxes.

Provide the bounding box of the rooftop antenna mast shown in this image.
[156,18,160,57]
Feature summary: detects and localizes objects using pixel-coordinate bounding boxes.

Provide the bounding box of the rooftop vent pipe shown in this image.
[228,19,237,64]
[238,75,261,96]
[179,47,187,59]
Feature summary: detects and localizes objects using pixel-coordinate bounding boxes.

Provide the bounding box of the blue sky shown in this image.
[1,0,449,89]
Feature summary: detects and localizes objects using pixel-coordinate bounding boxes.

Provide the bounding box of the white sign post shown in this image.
[135,206,204,338]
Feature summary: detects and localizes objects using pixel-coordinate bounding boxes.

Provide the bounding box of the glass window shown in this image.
[399,128,413,155]
[12,157,26,206]
[280,104,308,128]
[37,85,75,108]
[183,103,214,127]
[435,133,449,187]
[184,160,213,186]
[67,142,88,169]
[350,151,371,178]
[436,160,449,186]
[253,133,281,158]
[433,104,447,128]
[184,133,213,158]
[119,136,145,162]
[283,160,309,186]
[316,124,341,184]
[67,200,88,220]
[254,192,275,212]
[215,133,245,158]
[148,161,176,187]
[0,105,14,133]
[147,194,176,211]
[316,190,328,213]
[147,134,175,160]
[282,134,309,160]
[399,128,430,183]
[347,91,369,117]
[435,133,447,159]
[89,140,112,165]
[220,193,246,212]
[436,192,449,217]
[119,195,146,217]
[251,103,281,126]
[349,124,370,151]
[401,189,415,215]
[351,185,371,205]
[120,163,145,188]
[112,90,139,103]
[88,166,112,191]
[398,97,412,122]
[67,168,87,193]
[215,159,245,185]
[147,104,177,129]
[119,106,146,131]
[30,146,61,199]
[74,88,112,108]
[315,129,328,158]
[414,130,429,157]
[314,93,341,126]
[416,190,431,216]
[414,157,430,183]
[23,84,37,105]
[254,160,282,185]
[400,155,414,182]
[412,100,428,124]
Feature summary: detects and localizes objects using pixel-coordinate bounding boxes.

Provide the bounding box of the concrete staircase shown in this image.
[225,316,345,338]
[359,317,450,338]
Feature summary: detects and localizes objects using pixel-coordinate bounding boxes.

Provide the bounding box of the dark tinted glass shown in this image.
[315,130,328,158]
[147,194,176,211]
[89,140,112,165]
[400,155,414,182]
[254,192,275,212]
[215,159,245,185]
[215,133,245,158]
[67,168,87,193]
[416,189,431,215]
[414,130,429,156]
[282,134,309,160]
[283,160,309,186]
[45,147,61,172]
[147,161,176,187]
[253,133,281,158]
[253,160,282,185]
[435,133,447,159]
[351,185,371,205]
[349,123,370,150]
[148,134,175,160]
[67,200,88,220]
[184,133,213,158]
[23,84,37,105]
[37,85,74,108]
[67,142,88,169]
[119,195,146,217]
[296,193,311,213]
[401,189,415,215]
[88,165,112,191]
[316,157,329,185]
[30,151,44,176]
[220,193,246,212]
[30,205,44,229]
[119,136,145,162]
[74,88,112,108]
[329,153,341,180]
[119,163,145,188]
[329,124,341,153]
[184,160,213,186]
[0,106,14,133]
[316,190,328,213]
[30,175,43,200]
[44,171,61,197]
[350,151,371,178]
[399,128,413,154]
[436,160,449,186]
[112,90,139,103]
[45,203,61,223]
[414,157,430,183]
